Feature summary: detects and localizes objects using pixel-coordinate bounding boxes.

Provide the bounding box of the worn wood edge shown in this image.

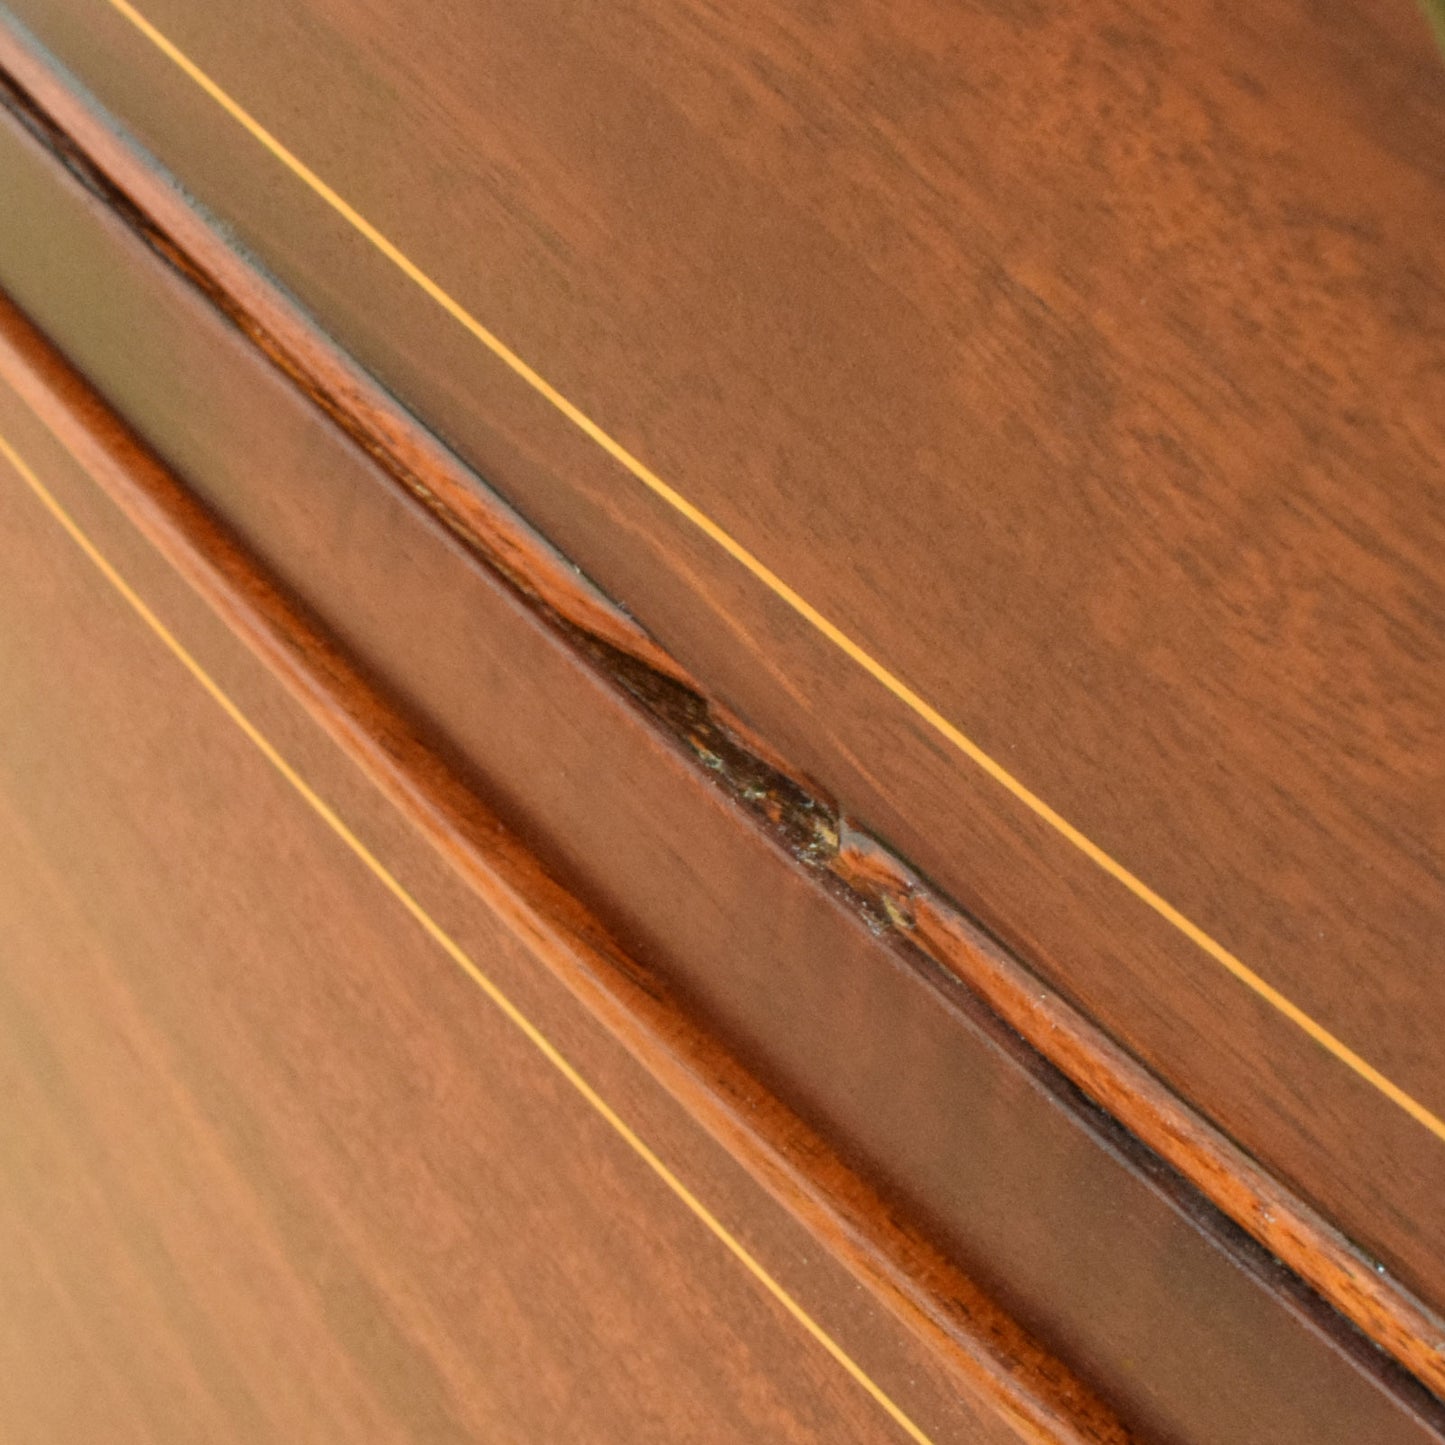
[0,18,706,697]
[0,293,1141,1445]
[833,828,1445,1393]
[1,25,1441,1404]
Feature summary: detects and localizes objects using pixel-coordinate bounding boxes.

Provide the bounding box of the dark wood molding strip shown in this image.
[0,28,1441,1405]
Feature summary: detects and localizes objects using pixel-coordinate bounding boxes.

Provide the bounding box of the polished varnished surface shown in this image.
[0,372,1032,1444]
[5,74,1445,1425]
[3,0,1442,1323]
[7,187,1440,1440]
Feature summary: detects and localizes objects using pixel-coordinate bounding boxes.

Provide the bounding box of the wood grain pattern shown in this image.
[0,313,1156,1445]
[0,377,1051,1444]
[4,0,1445,1400]
[2,119,1445,1442]
[1,41,1442,1403]
[8,22,1445,1433]
[2,0,1439,1328]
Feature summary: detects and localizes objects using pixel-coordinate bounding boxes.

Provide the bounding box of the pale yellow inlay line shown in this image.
[0,429,936,1445]
[93,0,1445,1146]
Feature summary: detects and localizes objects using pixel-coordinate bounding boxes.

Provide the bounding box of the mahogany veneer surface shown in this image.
[1,116,1441,1430]
[0,372,1018,1445]
[3,0,1445,1437]
[1,0,1439,1320]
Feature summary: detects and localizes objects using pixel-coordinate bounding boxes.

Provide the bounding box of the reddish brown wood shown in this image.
[2,45,1445,1433]
[0,308,1148,1445]
[0,377,1073,1443]
[1,0,1439,1332]
[0,27,1442,1408]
